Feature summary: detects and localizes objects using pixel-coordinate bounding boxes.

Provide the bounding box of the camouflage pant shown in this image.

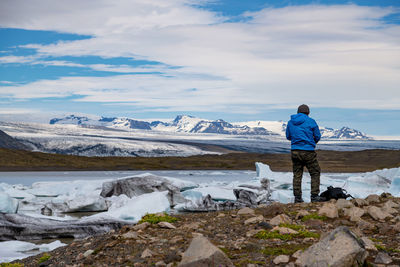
[291,150,321,197]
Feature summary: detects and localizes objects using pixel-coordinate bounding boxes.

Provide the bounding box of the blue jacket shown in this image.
[286,113,321,151]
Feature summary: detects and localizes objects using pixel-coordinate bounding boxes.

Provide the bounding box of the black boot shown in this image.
[294,196,304,203]
[311,194,326,203]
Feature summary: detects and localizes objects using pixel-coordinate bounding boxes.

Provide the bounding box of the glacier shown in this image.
[1,120,400,158]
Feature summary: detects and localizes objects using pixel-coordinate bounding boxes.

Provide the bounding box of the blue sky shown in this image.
[0,0,399,136]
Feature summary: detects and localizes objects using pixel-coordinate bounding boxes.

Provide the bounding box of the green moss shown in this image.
[300,230,320,238]
[286,211,298,217]
[92,247,101,255]
[38,253,51,263]
[262,244,310,256]
[236,259,266,266]
[255,229,320,241]
[256,230,294,241]
[279,223,305,231]
[219,247,234,259]
[0,263,24,267]
[386,247,400,253]
[374,244,400,253]
[138,213,178,224]
[301,213,327,222]
[375,244,386,251]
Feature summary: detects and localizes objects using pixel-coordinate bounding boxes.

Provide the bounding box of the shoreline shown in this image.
[0,148,399,173]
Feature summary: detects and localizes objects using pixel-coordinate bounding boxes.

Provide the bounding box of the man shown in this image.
[286,104,324,203]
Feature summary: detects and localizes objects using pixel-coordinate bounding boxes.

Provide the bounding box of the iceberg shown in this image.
[343,167,400,198]
[0,192,19,213]
[27,179,108,197]
[100,174,190,207]
[0,240,66,263]
[92,191,171,222]
[0,183,32,199]
[0,213,128,241]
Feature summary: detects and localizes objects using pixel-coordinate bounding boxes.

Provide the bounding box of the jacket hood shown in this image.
[290,113,307,126]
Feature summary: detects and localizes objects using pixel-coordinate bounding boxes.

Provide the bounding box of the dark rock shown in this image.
[259,203,284,217]
[303,219,324,230]
[164,251,181,263]
[257,221,273,230]
[40,206,53,216]
[375,252,393,264]
[377,223,393,235]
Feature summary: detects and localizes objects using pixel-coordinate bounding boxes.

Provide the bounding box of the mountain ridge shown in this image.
[50,114,371,140]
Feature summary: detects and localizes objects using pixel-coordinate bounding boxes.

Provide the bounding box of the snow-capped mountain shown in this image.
[49,114,371,140]
[234,120,370,140]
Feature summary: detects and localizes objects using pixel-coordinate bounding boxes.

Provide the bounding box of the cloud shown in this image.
[0,1,399,111]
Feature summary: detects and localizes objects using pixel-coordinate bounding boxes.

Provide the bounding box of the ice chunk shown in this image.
[343,167,400,198]
[255,162,292,183]
[49,190,108,213]
[0,192,18,213]
[271,190,294,204]
[0,240,66,263]
[92,191,170,222]
[256,162,273,179]
[183,186,236,201]
[27,179,108,197]
[0,183,33,199]
[121,173,198,190]
[389,177,400,196]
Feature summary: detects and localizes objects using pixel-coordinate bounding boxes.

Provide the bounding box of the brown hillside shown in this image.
[0,148,399,172]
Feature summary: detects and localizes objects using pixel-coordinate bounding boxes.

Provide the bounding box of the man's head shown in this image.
[297,104,310,115]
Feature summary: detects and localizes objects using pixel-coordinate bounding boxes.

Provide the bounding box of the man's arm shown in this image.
[313,122,321,143]
[286,122,291,140]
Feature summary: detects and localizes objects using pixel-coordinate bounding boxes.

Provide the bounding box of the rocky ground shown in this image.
[14,193,400,267]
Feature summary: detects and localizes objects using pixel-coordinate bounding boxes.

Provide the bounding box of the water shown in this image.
[0,170,258,186]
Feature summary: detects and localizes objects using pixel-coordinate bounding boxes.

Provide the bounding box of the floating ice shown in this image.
[92,191,170,222]
[27,179,108,197]
[343,167,400,198]
[0,240,66,263]
[0,183,32,199]
[184,186,236,201]
[124,173,198,190]
[0,192,18,213]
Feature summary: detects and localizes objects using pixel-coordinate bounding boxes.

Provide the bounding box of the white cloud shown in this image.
[0,1,399,111]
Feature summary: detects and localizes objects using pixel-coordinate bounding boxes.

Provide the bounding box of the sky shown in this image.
[0,0,399,136]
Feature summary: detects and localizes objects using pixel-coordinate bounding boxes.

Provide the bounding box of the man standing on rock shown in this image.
[286,104,324,203]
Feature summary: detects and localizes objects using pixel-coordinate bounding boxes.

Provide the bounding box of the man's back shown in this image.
[286,113,321,151]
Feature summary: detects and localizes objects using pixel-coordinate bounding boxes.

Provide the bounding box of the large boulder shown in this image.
[100,175,186,207]
[295,226,368,267]
[178,235,234,267]
[367,206,393,221]
[318,203,339,219]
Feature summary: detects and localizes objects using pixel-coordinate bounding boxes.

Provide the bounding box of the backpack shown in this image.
[320,186,354,201]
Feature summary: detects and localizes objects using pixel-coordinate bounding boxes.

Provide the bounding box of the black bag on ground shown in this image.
[320,186,354,200]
